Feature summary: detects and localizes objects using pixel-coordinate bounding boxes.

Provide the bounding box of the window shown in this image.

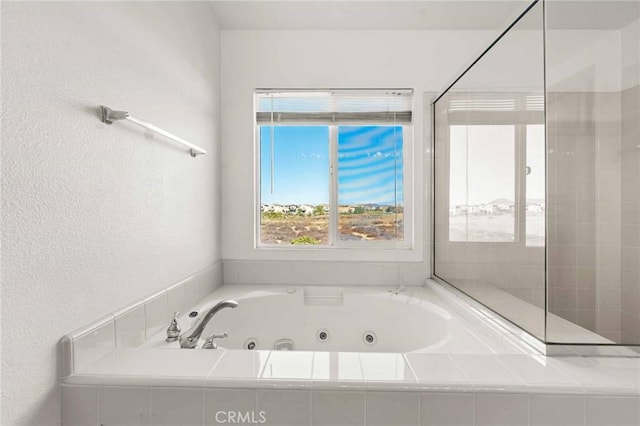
[449,124,517,242]
[524,124,545,247]
[255,89,412,247]
[445,93,545,245]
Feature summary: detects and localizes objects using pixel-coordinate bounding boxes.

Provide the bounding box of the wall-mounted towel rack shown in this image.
[100,106,207,157]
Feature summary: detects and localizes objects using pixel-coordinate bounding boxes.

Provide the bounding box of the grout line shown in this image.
[204,349,229,382]
[147,385,152,426]
[472,391,476,426]
[402,354,420,384]
[149,386,154,424]
[254,386,259,424]
[417,388,421,425]
[94,386,99,426]
[201,387,205,426]
[357,352,365,383]
[258,351,272,379]
[363,384,367,426]
[309,385,312,426]
[447,354,475,388]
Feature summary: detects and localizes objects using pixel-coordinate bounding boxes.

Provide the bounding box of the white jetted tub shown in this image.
[60,276,640,426]
[151,286,454,353]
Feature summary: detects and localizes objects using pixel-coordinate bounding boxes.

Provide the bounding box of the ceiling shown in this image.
[208,1,532,30]
[208,1,640,31]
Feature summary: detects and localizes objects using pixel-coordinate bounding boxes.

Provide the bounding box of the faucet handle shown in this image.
[165,311,181,342]
[202,332,228,349]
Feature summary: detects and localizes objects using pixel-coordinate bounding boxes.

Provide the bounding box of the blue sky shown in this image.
[260,126,403,206]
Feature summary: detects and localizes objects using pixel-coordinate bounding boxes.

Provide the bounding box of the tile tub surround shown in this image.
[59,262,223,380]
[60,384,640,426]
[60,279,640,425]
[60,351,640,426]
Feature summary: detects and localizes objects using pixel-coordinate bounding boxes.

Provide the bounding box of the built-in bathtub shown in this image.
[147,286,454,353]
[59,269,640,425]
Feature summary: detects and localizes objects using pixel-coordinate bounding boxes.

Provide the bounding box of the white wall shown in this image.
[1,2,221,425]
[220,29,495,284]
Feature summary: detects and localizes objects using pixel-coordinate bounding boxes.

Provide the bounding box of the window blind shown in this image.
[255,89,413,125]
[446,92,544,112]
[443,91,545,125]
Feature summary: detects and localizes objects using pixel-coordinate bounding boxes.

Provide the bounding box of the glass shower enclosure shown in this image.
[432,0,640,349]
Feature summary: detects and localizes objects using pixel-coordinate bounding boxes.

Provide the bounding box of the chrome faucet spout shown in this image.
[179,300,238,348]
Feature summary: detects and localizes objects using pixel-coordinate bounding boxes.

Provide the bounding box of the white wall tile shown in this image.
[585,396,640,426]
[115,305,146,348]
[450,355,522,386]
[150,388,203,426]
[167,283,187,321]
[185,276,203,308]
[208,350,270,380]
[434,328,494,354]
[186,262,222,307]
[498,355,577,388]
[261,351,313,380]
[145,293,168,340]
[105,348,224,378]
[548,357,640,393]
[204,388,257,426]
[359,353,417,383]
[257,389,311,426]
[73,318,115,372]
[420,392,473,426]
[98,387,150,426]
[61,385,97,426]
[405,354,470,386]
[312,391,365,426]
[312,352,363,382]
[223,260,425,286]
[530,394,584,426]
[475,393,529,426]
[365,391,419,426]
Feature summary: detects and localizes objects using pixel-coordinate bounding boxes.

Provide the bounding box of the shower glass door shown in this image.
[433,0,547,340]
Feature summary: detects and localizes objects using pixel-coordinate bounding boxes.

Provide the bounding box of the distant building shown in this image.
[478,204,495,214]
[297,204,315,215]
[527,204,545,213]
[338,206,356,214]
[263,204,286,214]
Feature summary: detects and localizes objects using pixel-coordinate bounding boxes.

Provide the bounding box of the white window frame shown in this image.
[254,123,413,250]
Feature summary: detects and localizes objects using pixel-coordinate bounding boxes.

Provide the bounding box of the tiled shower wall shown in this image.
[621,84,640,342]
[595,92,623,343]
[620,18,640,343]
[546,91,596,333]
[545,15,640,344]
[546,91,623,342]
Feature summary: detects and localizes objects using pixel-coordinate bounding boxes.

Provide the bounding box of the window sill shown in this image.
[251,244,423,263]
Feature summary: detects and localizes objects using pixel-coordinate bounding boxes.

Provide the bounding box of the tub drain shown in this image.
[363,331,376,345]
[316,328,330,342]
[244,338,258,350]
